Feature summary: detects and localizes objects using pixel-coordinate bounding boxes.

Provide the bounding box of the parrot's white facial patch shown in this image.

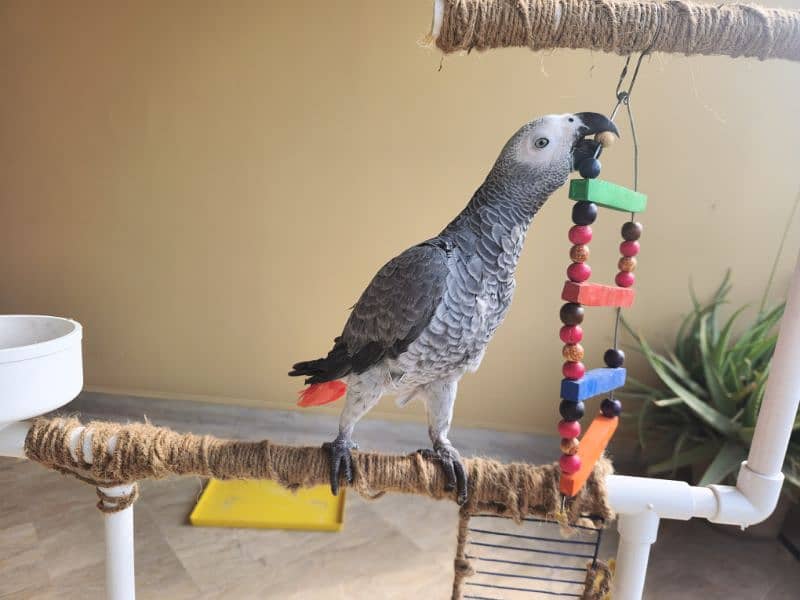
[514,114,580,167]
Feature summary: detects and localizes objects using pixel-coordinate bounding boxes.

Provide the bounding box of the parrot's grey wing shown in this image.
[341,240,451,373]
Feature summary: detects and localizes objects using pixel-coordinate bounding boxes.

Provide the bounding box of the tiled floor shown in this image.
[0,393,797,599]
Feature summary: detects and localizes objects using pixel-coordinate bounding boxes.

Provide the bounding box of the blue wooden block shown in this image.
[561,368,627,402]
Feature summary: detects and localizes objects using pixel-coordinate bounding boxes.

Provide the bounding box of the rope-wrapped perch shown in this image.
[24,417,614,523]
[431,0,800,62]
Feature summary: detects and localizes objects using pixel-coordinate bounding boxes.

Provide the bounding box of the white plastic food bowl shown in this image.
[0,315,83,429]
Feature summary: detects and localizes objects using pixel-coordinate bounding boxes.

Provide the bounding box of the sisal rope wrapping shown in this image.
[432,0,800,62]
[583,559,615,599]
[24,417,614,522]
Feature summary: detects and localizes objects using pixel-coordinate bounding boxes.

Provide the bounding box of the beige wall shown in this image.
[2,1,799,433]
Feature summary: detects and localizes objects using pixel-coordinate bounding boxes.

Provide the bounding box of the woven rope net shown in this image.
[433,0,800,62]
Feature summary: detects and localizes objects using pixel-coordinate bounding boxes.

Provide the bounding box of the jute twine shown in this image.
[24,417,614,522]
[433,0,800,62]
[583,559,615,600]
[95,486,139,513]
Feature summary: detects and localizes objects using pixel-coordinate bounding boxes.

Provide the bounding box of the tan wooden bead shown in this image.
[595,131,617,148]
[560,437,580,455]
[562,343,585,362]
[569,244,590,263]
[618,256,637,272]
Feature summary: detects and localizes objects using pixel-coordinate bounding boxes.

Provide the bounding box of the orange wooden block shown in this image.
[561,281,636,308]
[560,415,618,497]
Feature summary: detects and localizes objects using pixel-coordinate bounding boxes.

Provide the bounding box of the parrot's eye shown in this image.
[534,137,549,149]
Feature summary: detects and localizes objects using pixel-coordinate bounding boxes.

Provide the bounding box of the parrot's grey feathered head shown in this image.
[488,112,619,202]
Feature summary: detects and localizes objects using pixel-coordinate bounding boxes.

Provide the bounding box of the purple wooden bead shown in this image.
[559,399,585,421]
[604,348,625,368]
[560,303,585,326]
[601,397,622,418]
[621,221,643,241]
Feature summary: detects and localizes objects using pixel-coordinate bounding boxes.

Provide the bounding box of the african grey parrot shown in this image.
[290,112,618,504]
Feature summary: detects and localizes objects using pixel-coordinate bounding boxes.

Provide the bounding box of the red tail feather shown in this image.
[297,381,347,407]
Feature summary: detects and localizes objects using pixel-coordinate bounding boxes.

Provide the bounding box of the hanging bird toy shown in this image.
[558,151,647,497]
[557,56,649,499]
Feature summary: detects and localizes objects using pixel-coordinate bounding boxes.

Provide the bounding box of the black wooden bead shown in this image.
[572,201,598,226]
[604,348,625,368]
[560,303,585,326]
[560,400,585,421]
[601,398,622,418]
[578,157,602,179]
[621,221,643,241]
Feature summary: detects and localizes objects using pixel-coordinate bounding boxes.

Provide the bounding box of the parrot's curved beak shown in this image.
[571,112,619,170]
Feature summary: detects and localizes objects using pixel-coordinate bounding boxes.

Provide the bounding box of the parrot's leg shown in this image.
[418,379,468,505]
[325,378,382,496]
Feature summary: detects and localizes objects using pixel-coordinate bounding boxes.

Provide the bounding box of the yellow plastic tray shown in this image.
[189,479,345,532]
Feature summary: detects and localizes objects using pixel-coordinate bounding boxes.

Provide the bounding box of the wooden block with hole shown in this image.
[560,415,619,497]
[562,281,636,308]
[569,178,648,213]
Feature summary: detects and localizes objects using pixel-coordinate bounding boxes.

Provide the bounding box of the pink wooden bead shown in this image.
[562,361,586,380]
[567,262,591,283]
[559,325,583,344]
[568,225,593,245]
[616,271,635,287]
[560,453,582,474]
[620,240,640,257]
[558,325,583,344]
[558,419,581,438]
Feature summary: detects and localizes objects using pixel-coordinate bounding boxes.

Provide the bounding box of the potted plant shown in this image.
[621,271,800,537]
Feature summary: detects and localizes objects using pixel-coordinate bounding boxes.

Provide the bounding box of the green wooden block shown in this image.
[569,179,647,213]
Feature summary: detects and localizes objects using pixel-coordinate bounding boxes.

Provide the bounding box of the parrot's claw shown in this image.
[417,444,468,505]
[322,436,356,496]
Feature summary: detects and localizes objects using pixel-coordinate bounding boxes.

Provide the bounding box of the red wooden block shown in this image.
[561,281,636,308]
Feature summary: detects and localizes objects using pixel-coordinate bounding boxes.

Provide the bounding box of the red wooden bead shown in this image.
[568,225,593,245]
[567,262,591,283]
[559,325,583,344]
[620,240,640,257]
[616,271,635,287]
[558,419,581,438]
[560,453,582,474]
[562,361,586,380]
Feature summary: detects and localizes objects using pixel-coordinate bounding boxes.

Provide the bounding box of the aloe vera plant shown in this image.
[622,271,800,493]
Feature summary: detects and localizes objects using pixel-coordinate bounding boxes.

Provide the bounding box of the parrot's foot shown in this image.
[322,436,357,496]
[417,443,468,505]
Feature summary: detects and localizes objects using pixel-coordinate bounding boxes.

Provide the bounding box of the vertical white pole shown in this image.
[746,252,800,477]
[613,510,660,600]
[99,484,136,600]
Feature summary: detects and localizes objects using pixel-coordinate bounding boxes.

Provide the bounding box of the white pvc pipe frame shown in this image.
[0,256,797,600]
